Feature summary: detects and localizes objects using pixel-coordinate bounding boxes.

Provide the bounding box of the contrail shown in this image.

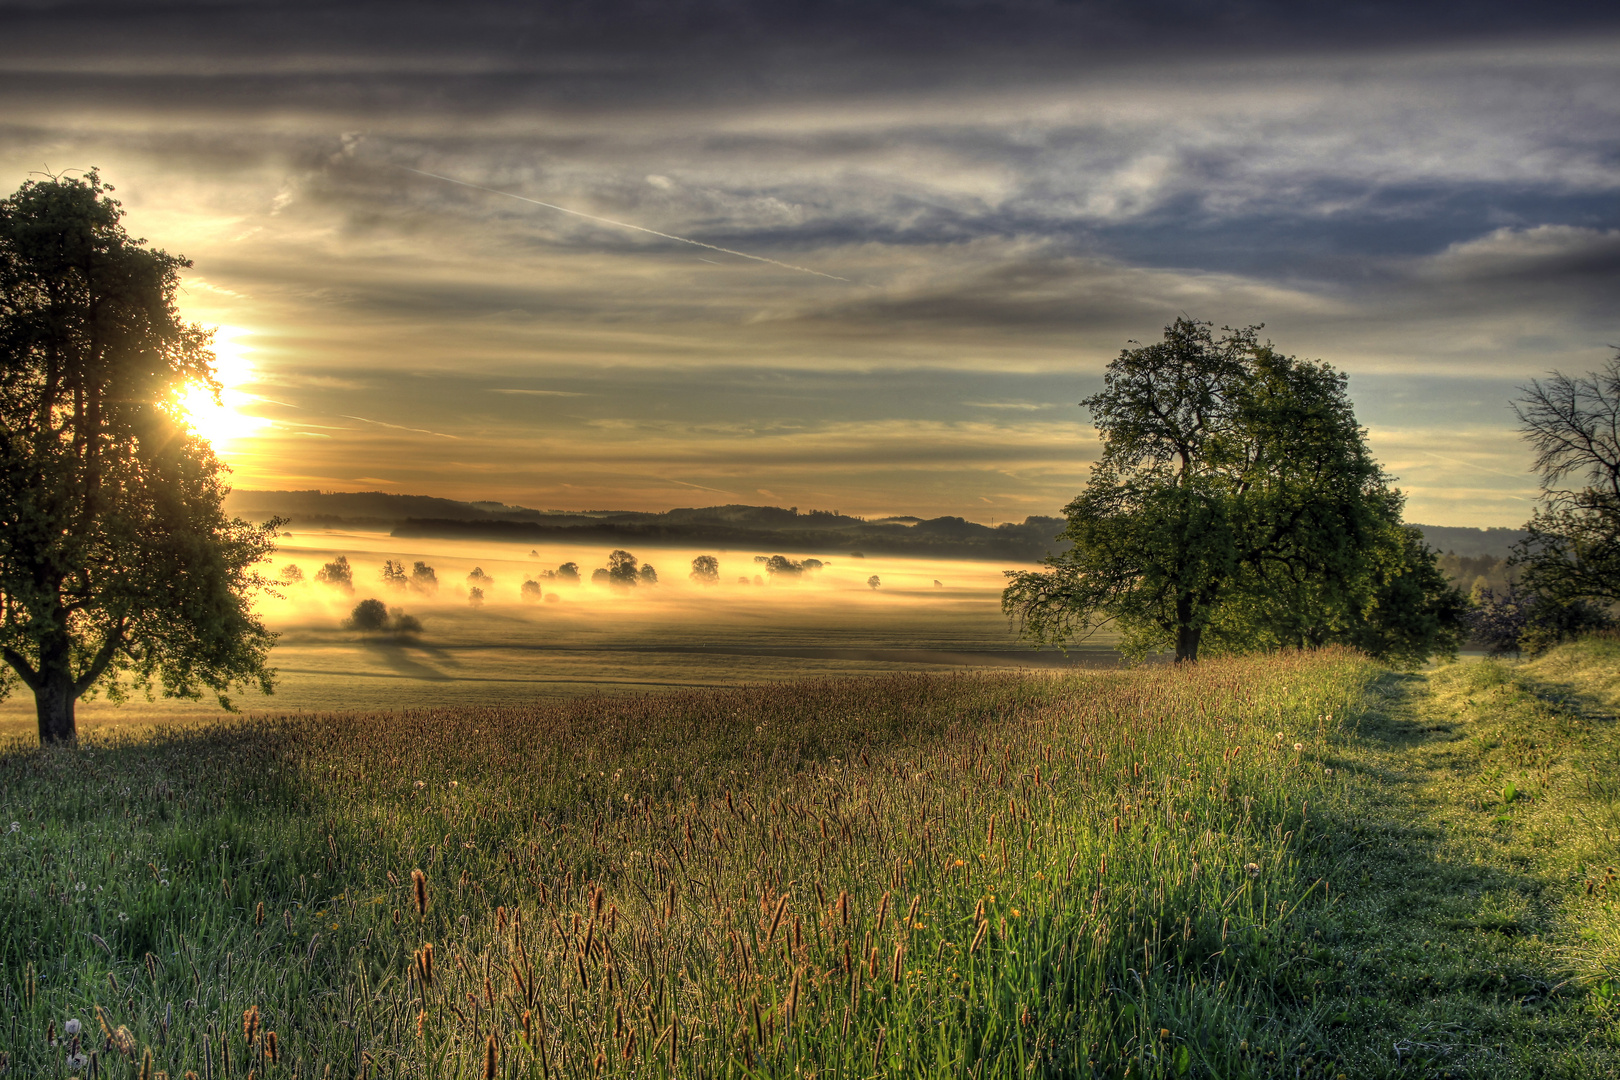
[401,166,850,282]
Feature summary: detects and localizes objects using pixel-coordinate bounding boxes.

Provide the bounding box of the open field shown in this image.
[2,644,1617,1078]
[0,529,1117,737]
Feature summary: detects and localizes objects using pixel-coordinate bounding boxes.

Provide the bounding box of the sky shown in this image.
[3,1,1617,528]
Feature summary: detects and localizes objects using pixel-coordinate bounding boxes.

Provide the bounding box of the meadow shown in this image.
[3,642,1617,1078]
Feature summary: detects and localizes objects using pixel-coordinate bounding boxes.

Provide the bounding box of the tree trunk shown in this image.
[1174,624,1201,663]
[1174,594,1201,662]
[34,639,77,745]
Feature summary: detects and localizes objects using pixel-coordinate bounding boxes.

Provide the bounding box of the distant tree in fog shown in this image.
[766,555,802,578]
[381,559,407,590]
[592,568,611,584]
[934,579,944,589]
[753,555,769,564]
[640,563,659,585]
[529,549,539,557]
[556,562,581,583]
[347,598,389,631]
[737,576,751,585]
[467,566,493,587]
[867,575,881,590]
[411,561,439,595]
[468,586,485,608]
[316,556,354,593]
[802,559,824,572]
[279,564,305,584]
[521,578,542,602]
[344,599,423,635]
[606,550,639,588]
[691,555,720,584]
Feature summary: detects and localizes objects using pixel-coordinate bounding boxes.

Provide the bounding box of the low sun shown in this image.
[175,326,273,449]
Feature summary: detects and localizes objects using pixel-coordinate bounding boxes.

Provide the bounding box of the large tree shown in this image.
[0,172,277,743]
[1510,350,1620,618]
[1004,318,1466,663]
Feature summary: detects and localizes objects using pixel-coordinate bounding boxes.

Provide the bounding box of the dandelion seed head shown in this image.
[1244,863,1261,878]
[65,1018,81,1036]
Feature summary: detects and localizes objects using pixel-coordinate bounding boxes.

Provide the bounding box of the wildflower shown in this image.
[65,1019,82,1036]
[118,912,128,923]
[448,781,459,789]
[1294,743,1303,752]
[1244,863,1261,878]
[414,781,426,789]
[1275,732,1285,741]
[1010,909,1021,918]
[1324,768,1334,776]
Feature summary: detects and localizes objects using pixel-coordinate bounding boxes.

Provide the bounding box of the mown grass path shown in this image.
[1289,643,1620,1078]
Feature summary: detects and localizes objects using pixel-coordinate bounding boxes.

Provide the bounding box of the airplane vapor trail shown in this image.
[401,167,850,282]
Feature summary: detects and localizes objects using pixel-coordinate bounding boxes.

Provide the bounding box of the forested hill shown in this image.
[225,490,1069,562]
[1410,524,1526,559]
[225,491,1523,565]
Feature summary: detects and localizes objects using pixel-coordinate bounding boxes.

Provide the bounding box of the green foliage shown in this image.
[0,172,276,742]
[1004,318,1466,664]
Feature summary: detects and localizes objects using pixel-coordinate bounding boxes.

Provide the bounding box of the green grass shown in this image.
[0,644,1616,1078]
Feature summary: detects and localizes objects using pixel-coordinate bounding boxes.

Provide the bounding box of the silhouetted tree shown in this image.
[346,598,423,634]
[867,575,881,590]
[690,555,720,585]
[521,578,542,602]
[556,562,580,583]
[766,555,803,577]
[315,555,354,594]
[0,172,276,741]
[468,586,484,608]
[802,558,824,572]
[467,566,493,587]
[347,598,390,631]
[639,563,659,585]
[410,561,438,595]
[381,559,407,590]
[279,564,305,584]
[592,568,611,584]
[607,550,639,588]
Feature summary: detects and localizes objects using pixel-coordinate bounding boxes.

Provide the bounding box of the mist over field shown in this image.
[0,530,1102,734]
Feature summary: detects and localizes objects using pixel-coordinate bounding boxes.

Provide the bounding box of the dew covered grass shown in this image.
[0,650,1376,1078]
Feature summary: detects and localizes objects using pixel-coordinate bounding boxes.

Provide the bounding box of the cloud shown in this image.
[1427,225,1620,283]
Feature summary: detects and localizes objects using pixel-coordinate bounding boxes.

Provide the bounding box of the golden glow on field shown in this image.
[178,326,273,449]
